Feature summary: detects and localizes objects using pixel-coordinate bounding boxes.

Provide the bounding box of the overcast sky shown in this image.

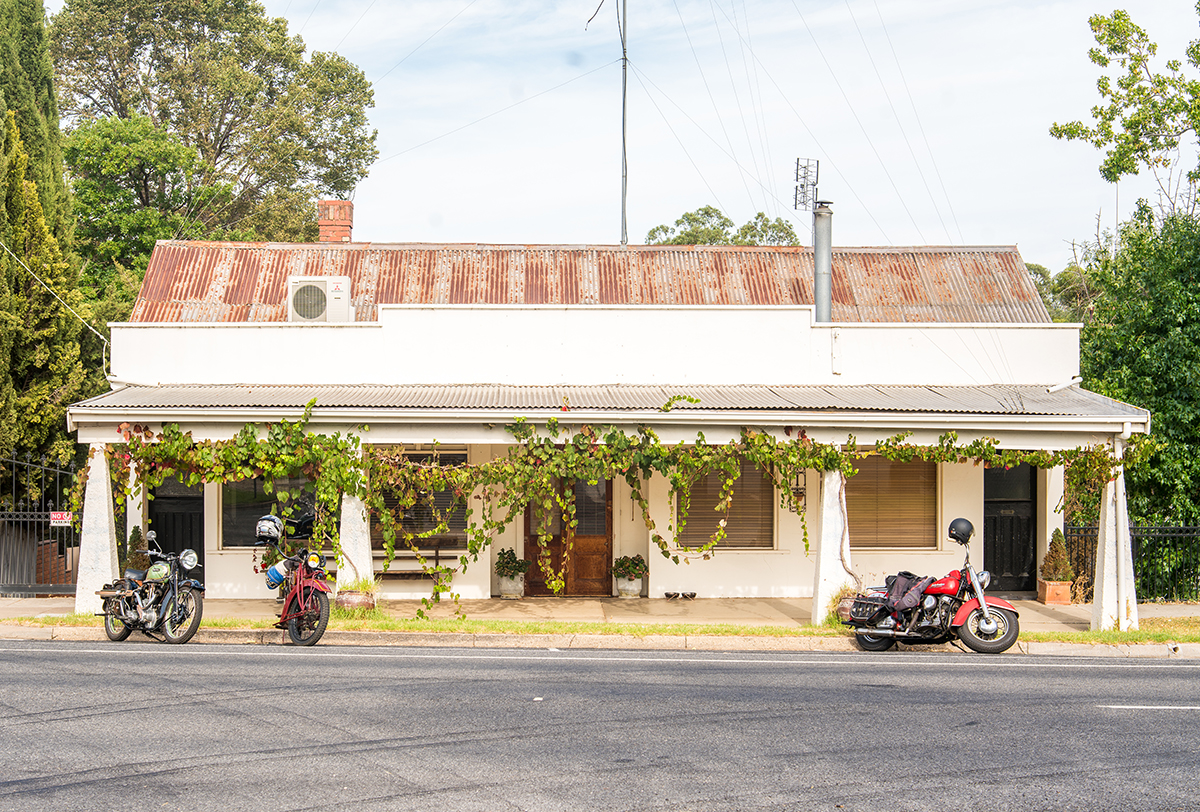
[48,0,1200,271]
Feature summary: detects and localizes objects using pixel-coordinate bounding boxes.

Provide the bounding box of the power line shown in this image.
[871,0,964,243]
[631,63,810,236]
[0,240,110,376]
[376,0,484,83]
[843,0,952,244]
[703,2,890,242]
[376,60,619,165]
[788,0,926,242]
[671,0,757,213]
[706,0,766,212]
[630,68,729,221]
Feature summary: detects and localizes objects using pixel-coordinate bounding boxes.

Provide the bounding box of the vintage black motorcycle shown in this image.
[97,531,205,644]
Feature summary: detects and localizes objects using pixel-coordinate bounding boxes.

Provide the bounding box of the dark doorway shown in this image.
[524,479,613,596]
[983,463,1036,591]
[147,477,205,569]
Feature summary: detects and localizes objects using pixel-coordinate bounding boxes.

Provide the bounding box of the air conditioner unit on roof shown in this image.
[288,276,353,322]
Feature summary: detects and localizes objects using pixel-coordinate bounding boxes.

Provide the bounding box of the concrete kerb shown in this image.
[0,622,1195,657]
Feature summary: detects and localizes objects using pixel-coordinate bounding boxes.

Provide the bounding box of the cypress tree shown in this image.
[0,0,70,245]
[0,110,84,461]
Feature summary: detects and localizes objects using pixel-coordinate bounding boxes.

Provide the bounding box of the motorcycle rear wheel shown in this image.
[103,603,133,642]
[956,606,1018,654]
[287,588,329,646]
[162,588,203,644]
[855,633,895,652]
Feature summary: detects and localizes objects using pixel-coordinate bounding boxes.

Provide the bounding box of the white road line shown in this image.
[1099,705,1200,710]
[3,645,1200,669]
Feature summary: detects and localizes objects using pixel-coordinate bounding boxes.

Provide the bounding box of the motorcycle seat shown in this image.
[124,568,146,581]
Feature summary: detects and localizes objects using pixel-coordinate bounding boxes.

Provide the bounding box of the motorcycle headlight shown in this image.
[977,570,991,590]
[307,552,325,570]
[180,549,199,571]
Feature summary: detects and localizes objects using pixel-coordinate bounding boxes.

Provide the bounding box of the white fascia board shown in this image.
[68,406,1150,446]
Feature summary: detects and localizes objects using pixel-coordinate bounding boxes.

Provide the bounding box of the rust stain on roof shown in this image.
[130,242,1051,324]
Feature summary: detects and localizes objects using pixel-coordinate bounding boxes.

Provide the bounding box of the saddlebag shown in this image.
[885,571,935,612]
[847,595,889,623]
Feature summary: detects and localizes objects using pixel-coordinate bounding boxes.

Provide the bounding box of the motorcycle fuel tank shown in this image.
[924,571,961,596]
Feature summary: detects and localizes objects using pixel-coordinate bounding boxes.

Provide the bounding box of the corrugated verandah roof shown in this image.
[73,384,1147,419]
[131,242,1051,324]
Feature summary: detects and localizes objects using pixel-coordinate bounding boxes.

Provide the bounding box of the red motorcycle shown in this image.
[838,518,1020,654]
[254,515,331,646]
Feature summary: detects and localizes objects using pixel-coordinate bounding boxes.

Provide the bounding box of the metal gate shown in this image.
[0,452,81,596]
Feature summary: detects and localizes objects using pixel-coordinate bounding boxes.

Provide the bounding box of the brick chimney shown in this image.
[317,199,354,243]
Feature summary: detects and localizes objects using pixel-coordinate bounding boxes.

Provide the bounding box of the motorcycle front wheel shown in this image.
[956,606,1019,654]
[855,633,895,652]
[103,601,133,642]
[287,588,329,646]
[162,588,204,644]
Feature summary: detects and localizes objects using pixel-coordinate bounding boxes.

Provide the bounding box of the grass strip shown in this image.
[9,612,1200,645]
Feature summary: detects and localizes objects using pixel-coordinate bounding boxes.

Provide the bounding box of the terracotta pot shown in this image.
[335,590,377,611]
[616,575,642,598]
[1037,579,1072,605]
[498,574,525,599]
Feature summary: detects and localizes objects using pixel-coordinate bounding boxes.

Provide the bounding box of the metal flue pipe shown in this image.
[813,201,833,322]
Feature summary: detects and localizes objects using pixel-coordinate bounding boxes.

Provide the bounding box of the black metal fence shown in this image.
[0,452,81,596]
[1065,525,1200,603]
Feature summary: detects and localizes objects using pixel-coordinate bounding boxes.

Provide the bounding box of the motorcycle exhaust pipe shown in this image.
[851,627,920,639]
[96,589,134,598]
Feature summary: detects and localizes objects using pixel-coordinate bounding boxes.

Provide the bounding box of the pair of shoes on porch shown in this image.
[664,592,697,600]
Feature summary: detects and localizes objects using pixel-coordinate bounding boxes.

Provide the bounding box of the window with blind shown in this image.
[846,456,937,549]
[676,458,774,549]
[371,453,468,550]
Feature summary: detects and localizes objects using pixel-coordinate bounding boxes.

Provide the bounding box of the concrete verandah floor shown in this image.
[1,594,1194,633]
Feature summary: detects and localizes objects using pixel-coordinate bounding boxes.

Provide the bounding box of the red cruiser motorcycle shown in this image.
[254,515,331,646]
[838,518,1020,654]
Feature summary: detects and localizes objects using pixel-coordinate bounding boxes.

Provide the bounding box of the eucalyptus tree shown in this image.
[1050,7,1200,215]
[646,206,800,245]
[50,0,378,240]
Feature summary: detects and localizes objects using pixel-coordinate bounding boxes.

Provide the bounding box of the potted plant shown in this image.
[495,547,531,599]
[1037,528,1076,605]
[336,576,380,611]
[613,554,648,598]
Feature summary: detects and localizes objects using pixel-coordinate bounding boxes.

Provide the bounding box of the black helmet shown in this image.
[948,518,974,545]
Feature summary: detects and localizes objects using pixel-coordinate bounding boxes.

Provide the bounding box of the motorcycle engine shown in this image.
[915,594,952,634]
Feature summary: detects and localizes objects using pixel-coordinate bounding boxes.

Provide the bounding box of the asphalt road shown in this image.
[1,641,1197,812]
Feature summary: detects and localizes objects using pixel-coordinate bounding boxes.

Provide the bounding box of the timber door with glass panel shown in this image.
[524,479,613,596]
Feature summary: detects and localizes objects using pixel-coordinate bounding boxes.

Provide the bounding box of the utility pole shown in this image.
[620,0,628,245]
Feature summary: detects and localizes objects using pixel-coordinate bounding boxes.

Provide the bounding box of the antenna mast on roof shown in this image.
[794,158,819,212]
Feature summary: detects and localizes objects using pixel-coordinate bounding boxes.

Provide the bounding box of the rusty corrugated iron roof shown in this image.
[131,242,1051,323]
[72,384,1147,419]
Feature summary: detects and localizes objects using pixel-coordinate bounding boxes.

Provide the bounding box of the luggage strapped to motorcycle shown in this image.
[884,570,935,612]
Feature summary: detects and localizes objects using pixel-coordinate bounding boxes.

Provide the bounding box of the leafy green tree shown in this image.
[64,115,221,279]
[50,0,377,238]
[646,206,800,246]
[1081,205,1200,523]
[0,0,71,244]
[1049,8,1200,212]
[1027,261,1101,323]
[0,111,85,461]
[732,212,802,246]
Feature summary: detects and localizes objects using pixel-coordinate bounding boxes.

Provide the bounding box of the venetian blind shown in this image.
[677,459,774,549]
[846,456,936,548]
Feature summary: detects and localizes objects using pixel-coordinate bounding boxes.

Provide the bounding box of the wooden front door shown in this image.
[524,479,612,596]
